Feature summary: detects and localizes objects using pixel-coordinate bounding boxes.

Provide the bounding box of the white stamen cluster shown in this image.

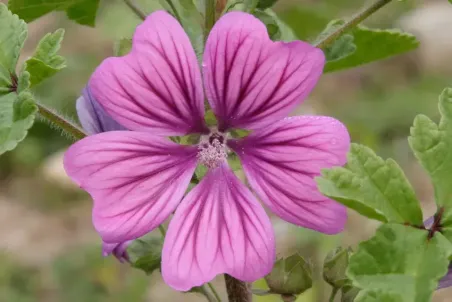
[197,134,228,169]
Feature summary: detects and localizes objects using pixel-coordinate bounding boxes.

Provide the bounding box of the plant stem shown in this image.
[164,0,182,22]
[205,0,216,39]
[329,287,339,302]
[208,282,222,302]
[123,0,147,20]
[314,0,393,49]
[37,102,86,140]
[224,275,252,302]
[200,285,220,302]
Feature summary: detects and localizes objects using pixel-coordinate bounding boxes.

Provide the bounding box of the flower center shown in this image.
[197,131,228,169]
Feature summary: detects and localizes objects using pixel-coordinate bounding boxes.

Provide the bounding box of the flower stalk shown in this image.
[314,0,393,49]
[224,275,252,302]
[123,0,147,20]
[37,102,86,140]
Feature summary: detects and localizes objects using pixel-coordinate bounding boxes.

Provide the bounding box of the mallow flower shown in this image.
[76,86,130,261]
[64,10,350,290]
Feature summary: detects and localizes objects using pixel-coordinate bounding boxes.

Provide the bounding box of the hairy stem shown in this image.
[224,275,252,302]
[329,287,339,302]
[123,0,147,20]
[314,0,393,49]
[205,0,216,39]
[37,102,86,140]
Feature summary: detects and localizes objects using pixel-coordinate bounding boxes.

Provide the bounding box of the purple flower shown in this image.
[64,11,350,291]
[76,86,126,134]
[102,241,132,263]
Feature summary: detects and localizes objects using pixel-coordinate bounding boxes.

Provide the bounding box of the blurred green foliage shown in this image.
[1,0,451,301]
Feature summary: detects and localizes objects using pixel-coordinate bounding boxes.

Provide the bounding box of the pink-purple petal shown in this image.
[229,116,350,234]
[89,10,207,136]
[161,163,275,291]
[64,131,197,243]
[76,86,126,134]
[203,12,325,132]
[102,241,132,263]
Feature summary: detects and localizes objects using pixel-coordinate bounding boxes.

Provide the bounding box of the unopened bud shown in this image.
[323,247,352,288]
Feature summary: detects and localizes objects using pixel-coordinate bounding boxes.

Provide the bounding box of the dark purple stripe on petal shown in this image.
[161,163,275,291]
[229,116,350,234]
[203,12,325,132]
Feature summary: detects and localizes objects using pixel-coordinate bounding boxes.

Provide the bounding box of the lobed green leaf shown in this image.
[317,143,423,225]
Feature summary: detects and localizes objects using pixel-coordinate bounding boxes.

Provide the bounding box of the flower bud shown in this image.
[265,253,312,295]
[323,247,352,288]
[341,283,360,302]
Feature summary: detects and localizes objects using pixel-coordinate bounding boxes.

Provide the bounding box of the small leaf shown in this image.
[354,290,403,302]
[159,0,204,56]
[8,0,100,27]
[25,29,66,87]
[0,3,27,89]
[265,253,312,295]
[316,143,423,225]
[318,25,419,73]
[409,88,452,241]
[261,9,297,41]
[113,38,133,57]
[0,91,37,155]
[314,20,356,62]
[347,224,452,302]
[323,247,352,289]
[256,0,278,9]
[253,9,281,41]
[127,233,163,275]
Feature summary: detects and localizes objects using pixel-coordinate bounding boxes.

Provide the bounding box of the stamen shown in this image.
[197,133,228,169]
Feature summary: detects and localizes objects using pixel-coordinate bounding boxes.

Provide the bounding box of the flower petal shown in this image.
[203,12,325,132]
[102,241,132,263]
[229,116,350,234]
[162,163,275,291]
[76,86,126,134]
[89,11,207,136]
[439,264,452,289]
[64,131,197,242]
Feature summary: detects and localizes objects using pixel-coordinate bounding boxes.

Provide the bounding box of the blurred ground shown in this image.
[1,0,452,301]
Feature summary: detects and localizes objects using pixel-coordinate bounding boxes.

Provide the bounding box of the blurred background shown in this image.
[0,0,451,301]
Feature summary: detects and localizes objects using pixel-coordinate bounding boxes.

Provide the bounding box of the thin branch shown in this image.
[123,0,147,20]
[37,102,86,140]
[314,0,393,49]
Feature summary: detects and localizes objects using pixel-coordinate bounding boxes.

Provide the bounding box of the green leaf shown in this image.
[8,0,100,27]
[264,253,312,295]
[258,9,297,41]
[224,0,259,13]
[256,0,278,9]
[253,9,281,41]
[322,26,419,73]
[127,234,163,275]
[347,224,452,302]
[113,38,133,57]
[409,88,452,240]
[316,143,423,225]
[316,20,356,62]
[0,91,37,155]
[159,0,204,56]
[354,290,402,302]
[323,247,352,289]
[0,3,27,90]
[25,29,66,87]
